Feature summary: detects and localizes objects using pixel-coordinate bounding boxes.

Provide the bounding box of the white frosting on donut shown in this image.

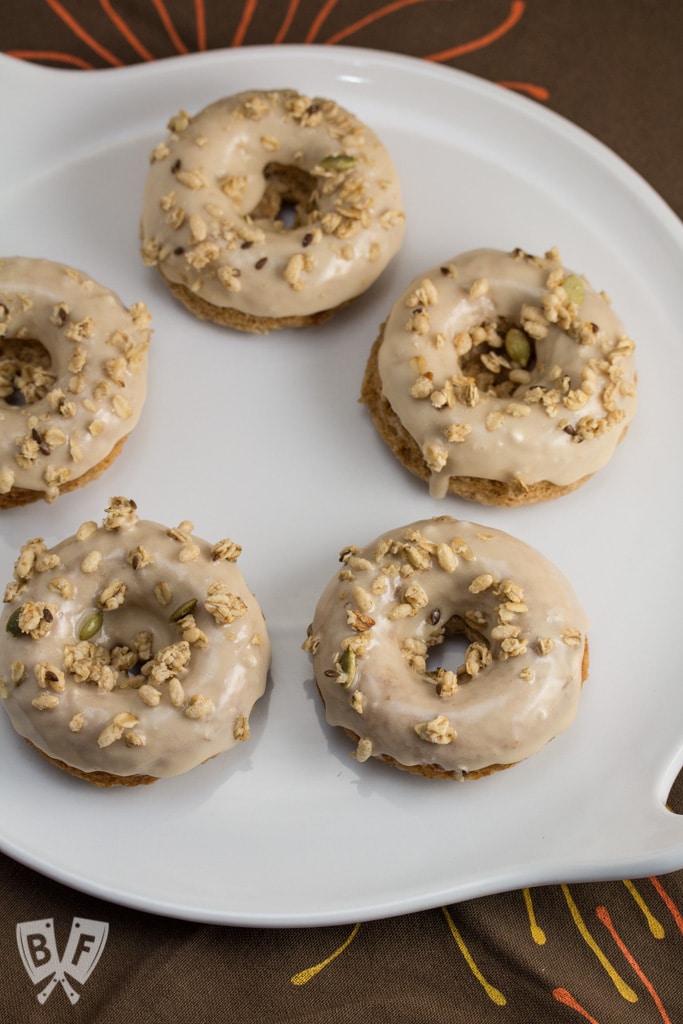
[306,517,589,777]
[0,258,151,502]
[0,499,270,781]
[376,248,637,497]
[140,89,405,321]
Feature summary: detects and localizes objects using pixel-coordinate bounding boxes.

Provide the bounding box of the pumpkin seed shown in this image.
[504,327,531,367]
[169,597,198,623]
[338,648,357,688]
[5,608,23,637]
[319,153,356,172]
[79,610,103,641]
[563,274,585,305]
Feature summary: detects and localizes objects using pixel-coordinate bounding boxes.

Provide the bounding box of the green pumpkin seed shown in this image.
[504,327,531,367]
[169,597,198,623]
[5,608,23,637]
[79,610,103,641]
[563,274,585,305]
[319,153,356,172]
[338,647,357,688]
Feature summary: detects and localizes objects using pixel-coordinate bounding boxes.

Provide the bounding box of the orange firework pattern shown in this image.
[5,0,548,99]
[290,878,683,1021]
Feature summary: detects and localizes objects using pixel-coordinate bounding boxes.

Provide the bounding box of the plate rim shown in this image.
[1,43,682,927]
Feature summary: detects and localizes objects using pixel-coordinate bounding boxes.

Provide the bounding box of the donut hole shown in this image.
[250,162,318,229]
[82,628,150,682]
[459,318,537,398]
[78,599,192,687]
[424,614,491,692]
[0,337,56,407]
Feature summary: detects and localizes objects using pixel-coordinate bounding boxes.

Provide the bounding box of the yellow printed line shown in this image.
[523,888,547,945]
[290,923,361,986]
[442,907,507,1006]
[623,880,665,939]
[561,885,638,1003]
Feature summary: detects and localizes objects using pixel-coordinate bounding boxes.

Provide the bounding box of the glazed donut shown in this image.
[140,88,405,333]
[0,257,151,508]
[0,498,270,786]
[304,516,589,780]
[361,247,637,505]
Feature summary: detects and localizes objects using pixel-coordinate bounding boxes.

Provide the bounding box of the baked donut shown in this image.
[140,88,405,333]
[0,498,270,786]
[304,516,589,779]
[361,247,637,505]
[0,257,151,508]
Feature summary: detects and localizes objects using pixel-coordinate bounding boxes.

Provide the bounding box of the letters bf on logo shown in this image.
[17,917,109,1004]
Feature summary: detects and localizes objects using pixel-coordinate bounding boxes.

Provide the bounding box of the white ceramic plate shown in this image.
[1,46,682,927]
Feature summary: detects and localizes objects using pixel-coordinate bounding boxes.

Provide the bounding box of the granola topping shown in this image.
[140,89,404,323]
[0,259,151,503]
[305,517,588,777]
[376,248,637,499]
[0,503,270,782]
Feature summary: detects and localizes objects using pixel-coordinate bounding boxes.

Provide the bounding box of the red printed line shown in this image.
[233,0,259,46]
[650,876,683,934]
[305,0,339,43]
[274,0,301,44]
[596,905,672,1024]
[322,0,428,46]
[195,0,206,50]
[425,0,525,62]
[497,80,549,101]
[43,0,123,66]
[99,0,155,61]
[150,0,188,53]
[5,48,94,69]
[553,988,601,1023]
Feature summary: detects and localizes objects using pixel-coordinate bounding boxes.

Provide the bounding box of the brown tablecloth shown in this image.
[2,2,683,1021]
